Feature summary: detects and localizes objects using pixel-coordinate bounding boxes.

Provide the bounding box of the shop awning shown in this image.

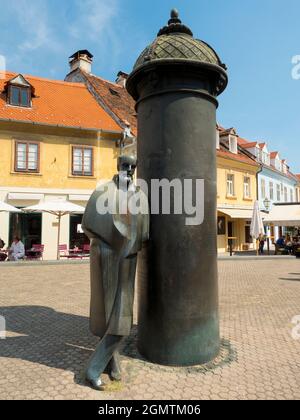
[8,193,44,201]
[218,208,254,220]
[69,194,90,202]
[263,203,300,227]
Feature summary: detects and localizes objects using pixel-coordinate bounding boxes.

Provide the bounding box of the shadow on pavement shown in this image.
[0,305,139,388]
[0,306,237,388]
[280,278,300,282]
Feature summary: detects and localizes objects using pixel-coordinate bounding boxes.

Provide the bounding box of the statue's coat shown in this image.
[82,179,149,337]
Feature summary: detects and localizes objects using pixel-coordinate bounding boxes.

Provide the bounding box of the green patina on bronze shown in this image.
[127,10,228,367]
[134,34,223,71]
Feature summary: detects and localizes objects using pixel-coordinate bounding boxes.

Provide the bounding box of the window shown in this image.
[229,135,238,154]
[9,86,31,107]
[290,189,294,203]
[243,176,251,199]
[227,174,235,196]
[261,179,266,199]
[284,186,288,202]
[269,182,274,201]
[275,158,282,172]
[72,146,93,176]
[276,184,281,202]
[15,141,39,172]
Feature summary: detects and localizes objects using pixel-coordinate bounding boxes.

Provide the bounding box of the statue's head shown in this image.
[117,155,137,182]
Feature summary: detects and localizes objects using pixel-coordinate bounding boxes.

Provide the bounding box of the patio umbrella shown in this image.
[250,201,265,255]
[23,200,85,260]
[0,202,20,251]
[0,201,21,213]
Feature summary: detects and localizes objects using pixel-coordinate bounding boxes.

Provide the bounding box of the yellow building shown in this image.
[0,71,126,260]
[217,128,261,253]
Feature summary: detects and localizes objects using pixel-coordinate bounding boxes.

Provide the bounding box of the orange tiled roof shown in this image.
[241,141,258,149]
[270,151,279,159]
[237,136,249,145]
[217,149,259,167]
[0,71,121,132]
[80,72,137,136]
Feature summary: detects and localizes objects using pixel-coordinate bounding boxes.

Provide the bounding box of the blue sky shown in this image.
[0,0,299,172]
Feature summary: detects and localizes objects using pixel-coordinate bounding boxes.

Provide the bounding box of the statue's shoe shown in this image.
[86,373,106,391]
[87,377,106,391]
[108,356,122,382]
[110,369,122,382]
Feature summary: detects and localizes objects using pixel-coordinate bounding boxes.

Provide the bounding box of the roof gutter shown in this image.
[0,117,122,138]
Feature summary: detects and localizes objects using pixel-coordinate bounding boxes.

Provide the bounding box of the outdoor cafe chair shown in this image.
[26,244,45,261]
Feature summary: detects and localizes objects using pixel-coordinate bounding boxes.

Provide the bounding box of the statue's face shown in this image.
[118,156,137,182]
[119,161,136,180]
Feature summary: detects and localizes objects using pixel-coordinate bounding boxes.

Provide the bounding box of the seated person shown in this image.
[276,236,285,248]
[8,236,25,261]
[285,235,293,255]
[0,237,7,262]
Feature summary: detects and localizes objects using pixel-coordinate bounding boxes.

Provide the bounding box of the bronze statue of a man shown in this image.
[82,155,149,390]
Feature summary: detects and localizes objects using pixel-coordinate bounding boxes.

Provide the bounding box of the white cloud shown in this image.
[10,0,59,52]
[70,0,119,41]
[0,0,123,76]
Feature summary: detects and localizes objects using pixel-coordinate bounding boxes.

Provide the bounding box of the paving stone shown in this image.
[0,260,299,400]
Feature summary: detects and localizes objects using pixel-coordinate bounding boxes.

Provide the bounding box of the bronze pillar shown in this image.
[127,10,228,366]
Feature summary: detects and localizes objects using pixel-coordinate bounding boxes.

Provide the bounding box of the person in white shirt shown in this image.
[8,237,25,261]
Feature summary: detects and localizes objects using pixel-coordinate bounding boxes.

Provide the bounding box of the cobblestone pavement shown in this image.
[0,260,299,400]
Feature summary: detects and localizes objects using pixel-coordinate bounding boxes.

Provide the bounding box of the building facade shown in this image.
[237,138,298,241]
[0,71,123,260]
[217,128,260,253]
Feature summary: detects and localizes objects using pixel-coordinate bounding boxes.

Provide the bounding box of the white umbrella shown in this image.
[23,200,85,260]
[0,202,20,248]
[0,201,21,213]
[250,201,265,255]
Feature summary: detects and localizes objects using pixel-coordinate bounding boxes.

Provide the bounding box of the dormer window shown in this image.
[216,129,220,149]
[229,135,238,154]
[5,74,34,108]
[9,85,30,107]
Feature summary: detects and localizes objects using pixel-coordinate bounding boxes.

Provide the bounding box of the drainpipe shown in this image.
[256,163,263,202]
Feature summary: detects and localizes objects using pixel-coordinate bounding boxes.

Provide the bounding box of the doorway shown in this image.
[69,214,89,249]
[245,225,251,244]
[9,212,42,250]
[227,221,234,251]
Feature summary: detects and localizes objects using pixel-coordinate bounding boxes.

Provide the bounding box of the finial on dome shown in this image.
[171,9,179,19]
[157,9,193,37]
[169,8,181,25]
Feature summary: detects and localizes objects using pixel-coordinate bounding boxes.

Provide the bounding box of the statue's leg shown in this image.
[107,254,138,380]
[86,334,123,390]
[107,351,122,381]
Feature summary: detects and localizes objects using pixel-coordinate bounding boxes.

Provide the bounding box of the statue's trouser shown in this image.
[86,240,137,387]
[86,334,123,384]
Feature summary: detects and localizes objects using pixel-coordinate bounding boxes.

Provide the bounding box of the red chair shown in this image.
[59,244,70,259]
[59,244,83,259]
[83,244,90,256]
[26,244,44,261]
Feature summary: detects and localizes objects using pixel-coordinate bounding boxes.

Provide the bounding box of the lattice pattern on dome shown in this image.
[133,35,221,70]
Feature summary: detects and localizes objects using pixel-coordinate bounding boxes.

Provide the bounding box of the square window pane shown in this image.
[73,148,82,157]
[84,149,92,158]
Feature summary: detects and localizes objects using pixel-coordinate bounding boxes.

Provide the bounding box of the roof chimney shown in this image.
[116,71,128,87]
[69,50,93,74]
